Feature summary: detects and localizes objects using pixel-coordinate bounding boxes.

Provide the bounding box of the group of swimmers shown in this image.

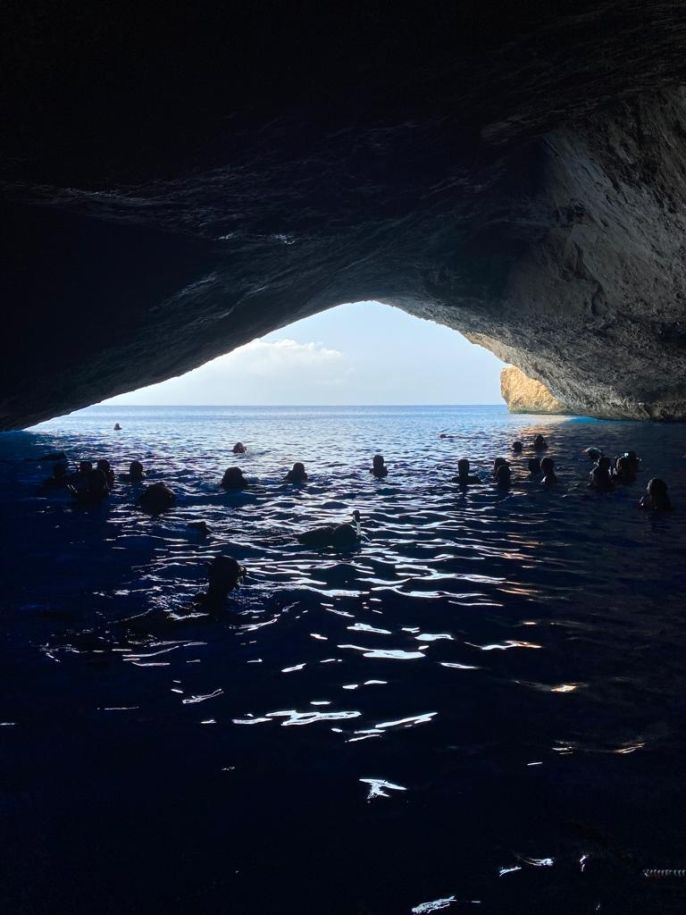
[35,431,672,613]
[42,432,671,513]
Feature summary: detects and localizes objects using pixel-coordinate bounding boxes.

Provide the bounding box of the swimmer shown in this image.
[187,520,211,537]
[585,447,603,462]
[452,458,480,485]
[199,555,246,611]
[533,434,548,451]
[114,423,122,431]
[639,478,672,511]
[138,482,176,513]
[495,463,511,488]
[528,457,542,477]
[540,456,558,486]
[232,442,246,454]
[511,440,523,454]
[285,462,308,483]
[370,454,388,478]
[96,458,115,488]
[298,511,362,549]
[43,462,69,488]
[589,456,614,491]
[69,468,109,503]
[493,457,509,479]
[613,455,636,484]
[220,466,248,490]
[119,460,145,483]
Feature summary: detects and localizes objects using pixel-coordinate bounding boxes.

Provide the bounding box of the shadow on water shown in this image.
[1,407,686,914]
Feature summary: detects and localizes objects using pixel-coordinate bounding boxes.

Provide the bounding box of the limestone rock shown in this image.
[3,3,686,427]
[500,367,568,415]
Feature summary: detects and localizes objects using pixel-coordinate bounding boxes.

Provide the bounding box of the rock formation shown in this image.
[500,367,567,415]
[3,2,686,427]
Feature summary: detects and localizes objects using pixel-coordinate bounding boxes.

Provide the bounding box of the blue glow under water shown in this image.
[1,405,686,914]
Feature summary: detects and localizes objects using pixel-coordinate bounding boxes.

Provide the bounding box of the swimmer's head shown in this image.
[372,454,385,469]
[79,460,93,474]
[528,457,541,475]
[533,435,547,450]
[458,458,470,475]
[129,460,144,480]
[511,441,523,453]
[207,555,246,602]
[540,456,554,474]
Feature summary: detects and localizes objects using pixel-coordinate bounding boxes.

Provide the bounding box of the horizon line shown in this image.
[94,402,506,408]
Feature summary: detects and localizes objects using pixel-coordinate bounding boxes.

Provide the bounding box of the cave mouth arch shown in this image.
[95,301,506,411]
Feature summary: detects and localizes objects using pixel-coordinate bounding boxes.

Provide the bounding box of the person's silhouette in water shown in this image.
[540,456,558,486]
[639,478,672,511]
[221,467,248,490]
[370,454,388,478]
[452,458,480,485]
[285,462,308,483]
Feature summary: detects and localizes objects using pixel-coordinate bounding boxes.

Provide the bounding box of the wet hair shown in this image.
[533,435,548,450]
[597,456,612,471]
[495,463,511,486]
[590,465,613,491]
[493,457,508,478]
[232,442,246,454]
[585,447,603,462]
[221,466,247,489]
[614,455,635,482]
[540,456,554,474]
[372,454,385,467]
[528,457,541,475]
[79,460,93,474]
[458,458,470,473]
[129,460,144,479]
[624,450,640,469]
[139,482,176,513]
[511,440,523,453]
[96,459,111,472]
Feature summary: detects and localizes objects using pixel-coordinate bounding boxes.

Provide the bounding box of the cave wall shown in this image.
[3,2,686,427]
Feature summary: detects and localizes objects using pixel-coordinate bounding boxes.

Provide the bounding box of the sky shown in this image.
[103,301,505,405]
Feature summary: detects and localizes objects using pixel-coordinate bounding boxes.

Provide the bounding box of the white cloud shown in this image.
[106,338,352,404]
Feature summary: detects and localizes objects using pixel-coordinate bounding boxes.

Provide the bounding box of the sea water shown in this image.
[1,405,685,914]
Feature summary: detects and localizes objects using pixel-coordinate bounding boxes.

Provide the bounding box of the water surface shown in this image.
[1,405,685,913]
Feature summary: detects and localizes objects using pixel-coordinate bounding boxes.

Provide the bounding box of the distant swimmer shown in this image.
[187,520,211,536]
[114,423,122,431]
[511,440,523,454]
[495,463,511,488]
[139,482,176,513]
[528,457,542,477]
[540,456,558,486]
[452,458,480,485]
[533,434,548,451]
[96,458,115,488]
[285,462,308,483]
[639,478,672,511]
[199,555,246,611]
[221,466,249,490]
[232,442,247,454]
[589,456,614,491]
[370,454,388,478]
[119,460,145,483]
[613,455,636,485]
[298,510,362,549]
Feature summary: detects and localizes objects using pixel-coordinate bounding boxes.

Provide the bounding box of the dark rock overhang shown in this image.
[3,2,686,426]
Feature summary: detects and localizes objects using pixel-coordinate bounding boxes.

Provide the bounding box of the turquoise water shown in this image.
[1,405,685,914]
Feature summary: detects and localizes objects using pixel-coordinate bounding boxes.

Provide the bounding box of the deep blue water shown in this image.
[1,405,686,914]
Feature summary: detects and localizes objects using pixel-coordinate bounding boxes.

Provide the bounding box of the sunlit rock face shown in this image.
[2,3,686,427]
[500,367,567,415]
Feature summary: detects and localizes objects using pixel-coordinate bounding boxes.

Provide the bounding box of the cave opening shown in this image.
[99,300,506,410]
